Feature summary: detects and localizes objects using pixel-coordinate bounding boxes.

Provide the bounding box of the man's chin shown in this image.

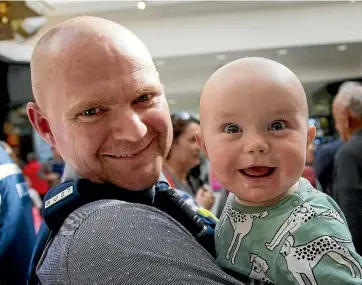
[114,180,157,191]
[109,170,160,191]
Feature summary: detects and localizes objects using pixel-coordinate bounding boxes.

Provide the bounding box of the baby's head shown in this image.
[196,57,315,206]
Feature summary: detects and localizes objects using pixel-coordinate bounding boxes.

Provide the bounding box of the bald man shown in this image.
[332,82,362,255]
[196,57,362,284]
[27,17,245,285]
[314,82,359,194]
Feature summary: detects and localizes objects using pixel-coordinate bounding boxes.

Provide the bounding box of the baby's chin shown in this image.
[233,188,292,207]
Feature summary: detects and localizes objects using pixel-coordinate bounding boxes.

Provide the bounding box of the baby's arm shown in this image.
[274,216,362,285]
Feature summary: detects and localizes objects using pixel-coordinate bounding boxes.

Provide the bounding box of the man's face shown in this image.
[200,76,314,206]
[32,39,172,190]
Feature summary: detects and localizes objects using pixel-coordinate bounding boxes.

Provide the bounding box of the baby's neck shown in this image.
[235,181,299,207]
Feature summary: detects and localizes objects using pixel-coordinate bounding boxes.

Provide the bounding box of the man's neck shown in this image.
[164,159,188,185]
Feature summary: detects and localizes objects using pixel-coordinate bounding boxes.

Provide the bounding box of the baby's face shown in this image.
[200,76,315,206]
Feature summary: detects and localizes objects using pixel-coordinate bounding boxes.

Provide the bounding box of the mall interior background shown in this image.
[1,0,362,162]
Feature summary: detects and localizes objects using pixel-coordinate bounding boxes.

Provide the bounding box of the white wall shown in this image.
[2,1,362,114]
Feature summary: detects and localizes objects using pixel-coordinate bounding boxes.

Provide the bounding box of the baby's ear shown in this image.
[195,131,208,159]
[306,125,316,149]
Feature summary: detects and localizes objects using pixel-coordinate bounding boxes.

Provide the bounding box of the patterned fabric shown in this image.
[215,178,362,285]
[37,200,244,285]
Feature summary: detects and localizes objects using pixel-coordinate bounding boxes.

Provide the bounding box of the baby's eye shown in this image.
[223,124,241,134]
[268,120,287,131]
[82,107,101,116]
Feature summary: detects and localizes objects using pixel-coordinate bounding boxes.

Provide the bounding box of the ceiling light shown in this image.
[216,54,227,60]
[155,60,166,66]
[337,44,347,51]
[277,49,288,56]
[137,1,146,10]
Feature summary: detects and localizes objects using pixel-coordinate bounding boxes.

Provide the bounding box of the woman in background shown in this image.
[163,112,214,209]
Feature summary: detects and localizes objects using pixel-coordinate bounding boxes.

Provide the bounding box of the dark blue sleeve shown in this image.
[0,176,22,259]
[0,173,36,285]
[314,147,333,191]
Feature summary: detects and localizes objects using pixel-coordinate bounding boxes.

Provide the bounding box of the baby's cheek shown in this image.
[282,155,305,179]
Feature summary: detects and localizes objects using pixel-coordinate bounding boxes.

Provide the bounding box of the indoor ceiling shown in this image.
[2,1,361,115]
[154,42,362,73]
[25,1,307,19]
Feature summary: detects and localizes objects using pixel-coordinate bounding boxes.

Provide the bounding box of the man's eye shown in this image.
[134,95,151,104]
[82,107,101,116]
[269,120,287,131]
[222,124,241,134]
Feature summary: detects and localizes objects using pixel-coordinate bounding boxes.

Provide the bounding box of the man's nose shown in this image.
[111,109,147,142]
[243,132,269,154]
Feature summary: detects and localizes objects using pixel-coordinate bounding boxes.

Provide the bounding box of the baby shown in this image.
[196,57,362,285]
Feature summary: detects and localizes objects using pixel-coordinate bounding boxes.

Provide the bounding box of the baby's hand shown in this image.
[196,185,215,210]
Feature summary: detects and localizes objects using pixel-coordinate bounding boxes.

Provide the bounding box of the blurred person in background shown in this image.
[23,152,49,199]
[332,81,362,255]
[24,176,42,233]
[0,141,36,285]
[163,112,214,209]
[314,137,343,193]
[38,146,65,188]
[2,134,23,167]
[314,83,357,194]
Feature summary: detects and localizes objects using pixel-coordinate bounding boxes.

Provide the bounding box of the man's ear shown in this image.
[195,131,208,159]
[27,102,56,147]
[306,124,316,149]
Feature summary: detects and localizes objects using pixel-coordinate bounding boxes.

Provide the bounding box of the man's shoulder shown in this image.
[37,199,229,285]
[60,199,187,232]
[319,139,342,153]
[336,140,362,162]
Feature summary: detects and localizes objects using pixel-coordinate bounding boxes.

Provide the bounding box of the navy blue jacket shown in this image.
[314,138,343,193]
[0,144,36,285]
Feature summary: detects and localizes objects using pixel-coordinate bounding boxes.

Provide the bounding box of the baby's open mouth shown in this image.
[240,166,276,178]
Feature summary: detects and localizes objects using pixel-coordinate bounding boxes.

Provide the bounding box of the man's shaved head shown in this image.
[199,57,308,125]
[31,16,154,111]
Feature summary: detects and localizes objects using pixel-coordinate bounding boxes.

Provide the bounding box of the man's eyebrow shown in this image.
[65,98,110,118]
[133,84,164,97]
